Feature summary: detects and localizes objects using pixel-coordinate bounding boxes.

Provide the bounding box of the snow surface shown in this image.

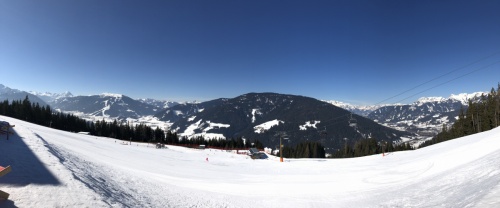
[188,116,196,121]
[299,120,320,130]
[180,119,230,140]
[2,115,500,207]
[203,121,230,132]
[251,108,262,123]
[182,119,203,136]
[253,119,283,134]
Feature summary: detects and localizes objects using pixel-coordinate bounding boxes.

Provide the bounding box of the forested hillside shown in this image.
[420,84,500,148]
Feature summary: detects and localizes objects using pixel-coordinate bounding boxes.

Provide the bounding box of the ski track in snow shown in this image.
[40,138,142,207]
[2,115,500,207]
[369,150,500,207]
[32,131,234,208]
[0,119,238,208]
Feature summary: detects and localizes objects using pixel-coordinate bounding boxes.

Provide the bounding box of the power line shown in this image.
[374,51,500,105]
[284,57,500,137]
[276,52,500,139]
[395,59,500,103]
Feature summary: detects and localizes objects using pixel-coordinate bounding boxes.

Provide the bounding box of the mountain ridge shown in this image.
[325,92,485,137]
[160,92,411,151]
[0,84,49,107]
[0,83,485,145]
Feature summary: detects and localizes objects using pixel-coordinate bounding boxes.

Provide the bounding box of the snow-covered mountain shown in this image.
[29,91,74,103]
[50,93,160,121]
[323,100,387,116]
[157,93,410,151]
[416,92,485,106]
[0,84,48,106]
[367,92,485,136]
[137,98,179,109]
[325,92,485,137]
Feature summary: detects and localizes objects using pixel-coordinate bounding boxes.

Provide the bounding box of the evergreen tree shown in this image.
[420,84,500,148]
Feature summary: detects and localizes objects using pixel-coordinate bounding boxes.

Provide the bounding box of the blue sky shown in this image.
[1,0,500,104]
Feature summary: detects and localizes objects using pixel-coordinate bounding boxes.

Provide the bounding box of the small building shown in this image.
[198,145,206,150]
[249,148,267,159]
[249,148,259,155]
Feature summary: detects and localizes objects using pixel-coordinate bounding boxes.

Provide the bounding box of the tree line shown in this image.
[278,141,327,158]
[0,97,89,132]
[0,96,263,149]
[329,138,413,158]
[275,137,413,159]
[420,84,500,148]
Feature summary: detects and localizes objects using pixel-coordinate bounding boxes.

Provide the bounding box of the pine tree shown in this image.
[420,85,500,149]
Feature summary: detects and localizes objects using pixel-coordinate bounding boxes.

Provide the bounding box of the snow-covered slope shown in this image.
[368,92,484,136]
[1,115,500,207]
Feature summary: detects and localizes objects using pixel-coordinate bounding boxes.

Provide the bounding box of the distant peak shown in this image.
[100,93,123,98]
[0,84,20,93]
[448,92,485,105]
[415,92,486,105]
[323,100,387,111]
[416,96,446,103]
[62,91,73,97]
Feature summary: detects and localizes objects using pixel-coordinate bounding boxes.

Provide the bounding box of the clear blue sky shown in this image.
[1,0,500,104]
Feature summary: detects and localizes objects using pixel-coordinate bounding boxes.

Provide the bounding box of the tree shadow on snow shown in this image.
[0,129,60,186]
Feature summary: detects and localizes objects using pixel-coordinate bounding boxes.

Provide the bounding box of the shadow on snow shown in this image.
[0,129,60,186]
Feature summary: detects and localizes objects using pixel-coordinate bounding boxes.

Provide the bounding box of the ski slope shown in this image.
[1,115,500,207]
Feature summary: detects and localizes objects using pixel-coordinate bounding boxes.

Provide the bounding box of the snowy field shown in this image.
[1,115,500,207]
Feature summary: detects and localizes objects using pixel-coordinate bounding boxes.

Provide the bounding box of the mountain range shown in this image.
[0,83,485,150]
[325,92,484,137]
[322,100,386,117]
[50,93,160,120]
[0,84,48,107]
